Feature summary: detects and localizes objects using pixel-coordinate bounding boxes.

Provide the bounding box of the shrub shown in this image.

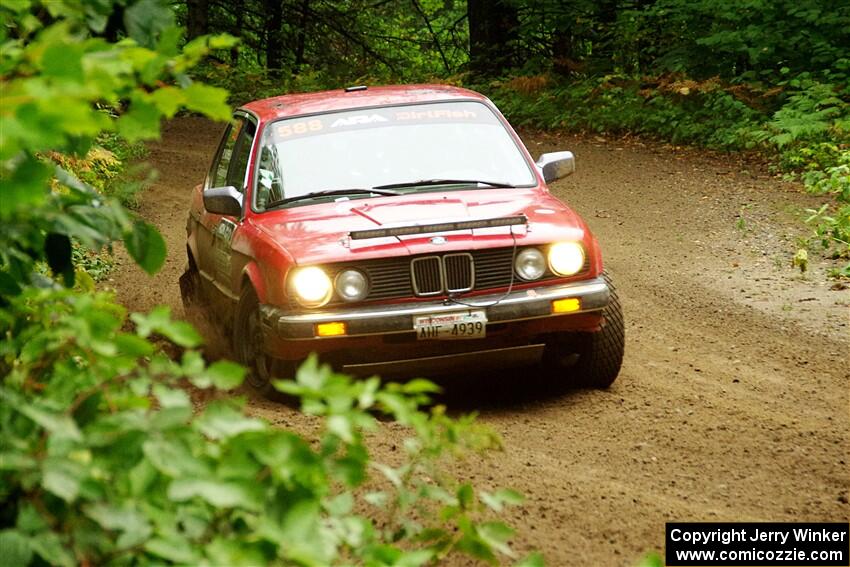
[801,150,850,274]
[0,289,535,566]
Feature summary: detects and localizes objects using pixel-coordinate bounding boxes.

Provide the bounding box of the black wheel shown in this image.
[233,286,294,400]
[543,271,625,388]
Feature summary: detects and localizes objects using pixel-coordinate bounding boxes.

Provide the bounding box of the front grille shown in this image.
[307,246,585,308]
[443,253,473,293]
[472,247,516,289]
[411,256,443,296]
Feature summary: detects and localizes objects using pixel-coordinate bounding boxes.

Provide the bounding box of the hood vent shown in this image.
[348,215,527,241]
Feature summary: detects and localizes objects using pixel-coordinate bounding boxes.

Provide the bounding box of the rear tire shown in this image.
[233,286,295,401]
[543,271,625,388]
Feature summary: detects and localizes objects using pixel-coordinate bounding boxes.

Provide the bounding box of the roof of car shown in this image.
[240,84,490,121]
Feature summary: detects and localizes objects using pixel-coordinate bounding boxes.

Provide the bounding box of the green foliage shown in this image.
[180,0,467,100]
[193,63,338,106]
[0,0,232,289]
[0,290,530,566]
[485,75,761,148]
[71,241,115,282]
[636,553,664,567]
[644,0,850,81]
[745,81,849,150]
[38,133,148,280]
[804,150,850,202]
[94,133,151,208]
[800,150,850,274]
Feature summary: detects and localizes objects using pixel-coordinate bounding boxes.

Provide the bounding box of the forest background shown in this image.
[182,0,850,273]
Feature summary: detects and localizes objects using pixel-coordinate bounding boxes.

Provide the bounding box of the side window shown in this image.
[226,119,257,192]
[210,123,237,189]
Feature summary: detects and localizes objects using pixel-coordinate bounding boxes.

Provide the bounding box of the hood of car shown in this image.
[250,188,587,265]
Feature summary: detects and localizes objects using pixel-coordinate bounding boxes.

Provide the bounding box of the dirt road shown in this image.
[112,117,849,565]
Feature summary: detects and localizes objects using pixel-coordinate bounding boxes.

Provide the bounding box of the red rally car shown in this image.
[180,84,624,398]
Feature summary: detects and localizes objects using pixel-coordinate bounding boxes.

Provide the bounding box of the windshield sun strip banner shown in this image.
[265,101,498,143]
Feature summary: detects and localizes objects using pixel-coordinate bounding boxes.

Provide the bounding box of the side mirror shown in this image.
[203,186,243,216]
[536,151,575,183]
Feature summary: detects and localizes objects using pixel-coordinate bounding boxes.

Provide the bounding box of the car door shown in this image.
[197,113,257,301]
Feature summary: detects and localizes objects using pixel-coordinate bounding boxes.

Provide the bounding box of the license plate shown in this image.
[414,310,487,340]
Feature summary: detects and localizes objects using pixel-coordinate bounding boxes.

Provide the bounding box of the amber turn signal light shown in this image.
[551,297,581,314]
[315,321,347,337]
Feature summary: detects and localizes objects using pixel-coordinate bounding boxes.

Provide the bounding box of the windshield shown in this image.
[254,101,536,210]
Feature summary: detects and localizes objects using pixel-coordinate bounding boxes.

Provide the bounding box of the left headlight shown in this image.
[290,266,333,307]
[335,269,369,302]
[548,242,585,276]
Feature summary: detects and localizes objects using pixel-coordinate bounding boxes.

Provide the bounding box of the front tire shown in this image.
[179,259,202,312]
[543,271,625,388]
[233,286,294,400]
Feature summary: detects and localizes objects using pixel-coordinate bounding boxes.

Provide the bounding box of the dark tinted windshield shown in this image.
[254,101,535,209]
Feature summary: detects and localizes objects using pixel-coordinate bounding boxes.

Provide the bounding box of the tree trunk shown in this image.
[186,0,209,40]
[595,0,618,65]
[231,0,244,66]
[103,4,125,42]
[294,0,310,72]
[552,28,573,76]
[467,0,518,76]
[264,0,284,77]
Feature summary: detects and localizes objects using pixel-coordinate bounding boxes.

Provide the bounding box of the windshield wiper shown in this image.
[373,179,516,190]
[266,188,401,209]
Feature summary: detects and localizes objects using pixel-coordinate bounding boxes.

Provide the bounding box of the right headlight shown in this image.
[548,242,585,276]
[515,248,546,281]
[290,266,333,307]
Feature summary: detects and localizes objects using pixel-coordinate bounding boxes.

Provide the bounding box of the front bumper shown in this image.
[260,276,609,340]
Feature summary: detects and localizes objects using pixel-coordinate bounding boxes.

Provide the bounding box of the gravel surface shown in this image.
[110,117,849,565]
